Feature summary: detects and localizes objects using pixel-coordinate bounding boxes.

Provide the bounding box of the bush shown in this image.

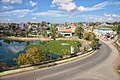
[91,38,99,50]
[16,47,44,65]
[83,32,96,41]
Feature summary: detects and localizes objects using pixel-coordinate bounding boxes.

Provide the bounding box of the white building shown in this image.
[93,28,115,36]
[58,25,77,37]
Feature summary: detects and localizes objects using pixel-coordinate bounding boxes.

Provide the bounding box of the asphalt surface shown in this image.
[0,41,120,80]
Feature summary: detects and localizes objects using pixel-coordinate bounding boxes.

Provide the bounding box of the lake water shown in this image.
[0,39,42,66]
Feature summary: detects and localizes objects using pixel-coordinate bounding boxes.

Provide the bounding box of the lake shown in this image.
[0,39,43,66]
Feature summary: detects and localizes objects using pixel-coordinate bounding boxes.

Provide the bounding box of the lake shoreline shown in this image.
[0,36,51,41]
[0,36,86,42]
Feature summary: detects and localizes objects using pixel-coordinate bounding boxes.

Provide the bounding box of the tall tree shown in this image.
[75,26,84,39]
[50,27,58,40]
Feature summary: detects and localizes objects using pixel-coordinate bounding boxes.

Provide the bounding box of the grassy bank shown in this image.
[27,40,80,56]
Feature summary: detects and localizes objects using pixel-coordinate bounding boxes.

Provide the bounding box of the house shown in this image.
[93,28,115,37]
[58,25,77,37]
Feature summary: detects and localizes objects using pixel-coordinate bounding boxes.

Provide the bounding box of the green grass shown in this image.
[27,40,80,56]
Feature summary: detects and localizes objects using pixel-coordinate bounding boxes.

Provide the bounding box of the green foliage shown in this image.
[109,24,120,35]
[50,27,58,40]
[3,32,11,36]
[58,33,63,38]
[28,40,80,56]
[75,26,84,39]
[91,38,99,50]
[41,30,47,37]
[16,47,44,65]
[83,32,96,41]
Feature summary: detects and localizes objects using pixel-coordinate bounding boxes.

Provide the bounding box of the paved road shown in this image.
[0,41,120,80]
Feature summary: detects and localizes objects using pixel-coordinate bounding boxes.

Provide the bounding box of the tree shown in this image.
[41,30,47,37]
[0,25,4,30]
[83,32,96,41]
[16,47,44,65]
[91,38,99,50]
[3,32,10,36]
[41,21,46,27]
[9,23,17,31]
[47,22,50,26]
[109,24,120,39]
[89,22,100,32]
[75,26,84,39]
[112,24,120,35]
[50,27,58,40]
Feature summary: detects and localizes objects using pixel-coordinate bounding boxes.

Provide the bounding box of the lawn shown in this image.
[27,40,80,56]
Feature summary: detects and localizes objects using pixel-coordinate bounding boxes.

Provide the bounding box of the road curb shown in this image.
[0,50,94,77]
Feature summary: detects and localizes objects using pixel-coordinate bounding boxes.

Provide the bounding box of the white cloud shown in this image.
[52,0,76,12]
[52,1,118,12]
[107,17,112,21]
[81,13,120,22]
[58,2,76,12]
[81,15,104,22]
[104,13,120,18]
[8,19,11,21]
[112,14,120,18]
[32,10,67,17]
[0,8,36,17]
[32,17,36,20]
[104,13,111,17]
[1,0,22,3]
[29,1,37,7]
[77,1,109,12]
[77,6,87,12]
[1,5,14,10]
[52,0,73,4]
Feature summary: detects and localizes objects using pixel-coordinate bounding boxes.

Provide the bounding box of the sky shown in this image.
[0,0,120,23]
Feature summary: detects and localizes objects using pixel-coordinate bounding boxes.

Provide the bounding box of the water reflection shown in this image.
[0,39,42,65]
[0,39,60,66]
[0,40,27,65]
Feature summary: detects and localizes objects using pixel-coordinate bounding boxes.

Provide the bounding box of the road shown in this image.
[0,41,120,80]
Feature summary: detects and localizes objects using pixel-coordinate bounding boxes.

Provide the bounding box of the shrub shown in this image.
[16,47,44,65]
[83,32,96,41]
[91,38,99,50]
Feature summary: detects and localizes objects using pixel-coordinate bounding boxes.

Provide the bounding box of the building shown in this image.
[93,28,115,36]
[58,25,77,37]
